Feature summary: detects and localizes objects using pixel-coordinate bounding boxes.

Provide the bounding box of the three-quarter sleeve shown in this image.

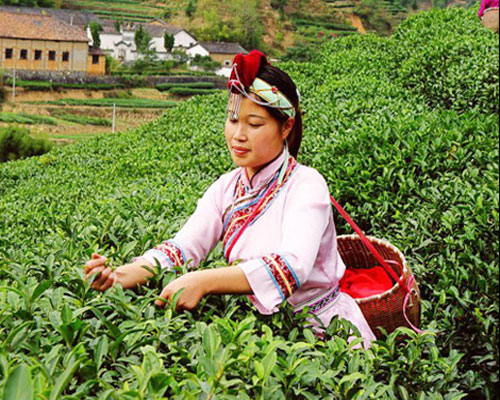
[238,168,332,312]
[139,178,224,269]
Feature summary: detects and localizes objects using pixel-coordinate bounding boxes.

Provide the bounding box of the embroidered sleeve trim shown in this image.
[261,253,300,299]
[153,240,187,268]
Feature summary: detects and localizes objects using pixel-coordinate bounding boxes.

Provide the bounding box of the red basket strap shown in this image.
[330,195,409,294]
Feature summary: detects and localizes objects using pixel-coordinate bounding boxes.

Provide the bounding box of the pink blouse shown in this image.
[138,149,375,347]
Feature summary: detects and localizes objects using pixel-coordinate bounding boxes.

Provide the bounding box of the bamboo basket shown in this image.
[482,8,499,33]
[337,234,421,339]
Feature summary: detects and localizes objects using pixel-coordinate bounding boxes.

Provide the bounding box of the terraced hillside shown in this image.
[59,0,418,52]
[62,0,165,22]
[62,0,364,48]
[325,0,406,15]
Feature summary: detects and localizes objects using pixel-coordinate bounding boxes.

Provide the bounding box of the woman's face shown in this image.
[225,95,293,179]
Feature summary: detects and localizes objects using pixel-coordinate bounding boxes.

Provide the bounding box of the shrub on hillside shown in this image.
[189,55,221,72]
[102,89,133,99]
[281,44,319,62]
[0,126,53,163]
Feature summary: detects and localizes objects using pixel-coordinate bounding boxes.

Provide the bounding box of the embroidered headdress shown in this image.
[227,50,296,120]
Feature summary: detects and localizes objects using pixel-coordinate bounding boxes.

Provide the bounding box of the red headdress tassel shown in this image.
[228,50,269,93]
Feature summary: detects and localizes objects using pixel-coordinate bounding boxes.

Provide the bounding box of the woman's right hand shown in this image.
[84,253,117,292]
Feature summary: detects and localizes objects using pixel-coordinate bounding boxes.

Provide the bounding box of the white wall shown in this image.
[186,44,209,58]
[100,33,122,51]
[216,66,232,77]
[174,31,197,48]
[115,42,135,62]
[150,36,166,53]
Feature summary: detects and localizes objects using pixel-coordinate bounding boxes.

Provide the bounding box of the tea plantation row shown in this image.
[0,7,498,399]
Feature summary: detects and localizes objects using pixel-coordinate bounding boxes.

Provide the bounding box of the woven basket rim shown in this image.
[337,234,412,303]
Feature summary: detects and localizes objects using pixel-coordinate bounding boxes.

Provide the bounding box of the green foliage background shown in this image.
[0,7,498,399]
[190,0,264,50]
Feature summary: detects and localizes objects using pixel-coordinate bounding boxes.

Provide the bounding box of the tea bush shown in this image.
[0,7,498,399]
[52,113,112,127]
[156,82,216,92]
[28,98,178,108]
[168,87,221,97]
[4,80,124,91]
[0,112,58,125]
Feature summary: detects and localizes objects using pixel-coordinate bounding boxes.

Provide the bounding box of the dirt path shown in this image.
[7,88,106,102]
[349,14,366,34]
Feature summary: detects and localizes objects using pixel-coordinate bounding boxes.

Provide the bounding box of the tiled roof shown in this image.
[198,42,247,54]
[0,6,101,26]
[100,19,121,35]
[89,46,107,55]
[0,10,89,42]
[118,21,183,37]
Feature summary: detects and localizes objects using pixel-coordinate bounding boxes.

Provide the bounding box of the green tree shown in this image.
[114,19,121,33]
[164,32,175,52]
[89,22,103,48]
[134,25,153,54]
[194,0,263,50]
[230,0,264,49]
[185,0,197,18]
[162,8,172,20]
[271,0,287,17]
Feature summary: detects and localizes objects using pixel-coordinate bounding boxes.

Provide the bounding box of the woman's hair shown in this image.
[257,65,303,158]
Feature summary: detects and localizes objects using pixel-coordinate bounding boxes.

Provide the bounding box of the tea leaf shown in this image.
[2,364,33,400]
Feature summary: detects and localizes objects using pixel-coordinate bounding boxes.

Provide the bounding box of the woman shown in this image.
[478,0,499,33]
[84,50,376,348]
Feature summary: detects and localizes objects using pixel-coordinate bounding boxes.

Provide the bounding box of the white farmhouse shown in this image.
[91,20,197,63]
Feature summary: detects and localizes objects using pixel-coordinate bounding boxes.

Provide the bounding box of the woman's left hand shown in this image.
[155,271,209,311]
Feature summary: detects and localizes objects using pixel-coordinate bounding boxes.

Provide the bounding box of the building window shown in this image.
[35,50,42,60]
[5,48,13,59]
[48,51,56,61]
[20,49,28,60]
[224,60,231,66]
[62,51,70,62]
[92,55,99,65]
